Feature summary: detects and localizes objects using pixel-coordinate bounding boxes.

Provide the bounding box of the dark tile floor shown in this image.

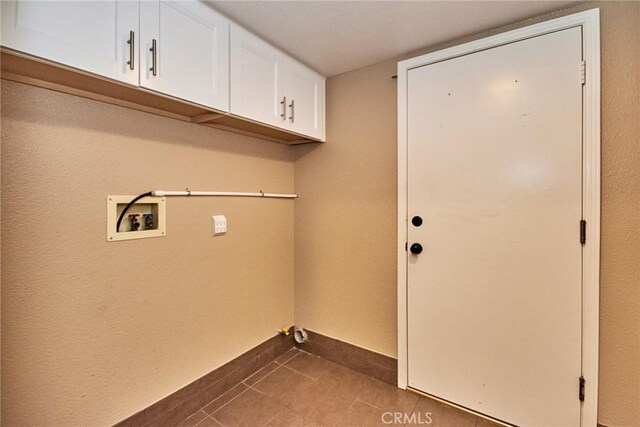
[175,348,500,427]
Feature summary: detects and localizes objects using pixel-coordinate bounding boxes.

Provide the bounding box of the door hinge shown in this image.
[580,220,587,245]
[405,242,408,251]
[579,376,585,401]
[580,61,586,85]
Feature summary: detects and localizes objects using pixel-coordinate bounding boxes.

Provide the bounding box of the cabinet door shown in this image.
[284,59,325,140]
[0,0,138,85]
[140,1,229,111]
[230,24,285,127]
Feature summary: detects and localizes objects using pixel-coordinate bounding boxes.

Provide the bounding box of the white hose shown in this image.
[151,190,297,199]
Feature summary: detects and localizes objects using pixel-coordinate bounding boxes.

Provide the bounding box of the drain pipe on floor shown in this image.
[294,328,308,344]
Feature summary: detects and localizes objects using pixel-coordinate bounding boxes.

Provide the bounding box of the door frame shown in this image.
[396,9,600,425]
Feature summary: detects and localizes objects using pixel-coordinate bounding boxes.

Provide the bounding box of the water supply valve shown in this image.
[128,214,140,231]
[142,213,154,230]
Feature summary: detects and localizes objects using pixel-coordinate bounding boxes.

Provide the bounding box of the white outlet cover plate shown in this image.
[212,215,227,235]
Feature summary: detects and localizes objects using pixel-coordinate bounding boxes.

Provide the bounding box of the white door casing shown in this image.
[397,9,600,427]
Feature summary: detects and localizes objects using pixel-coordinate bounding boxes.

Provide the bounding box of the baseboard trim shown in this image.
[114,328,294,427]
[296,329,397,385]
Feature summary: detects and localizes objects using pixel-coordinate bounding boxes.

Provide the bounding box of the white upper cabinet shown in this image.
[230,24,325,140]
[230,24,285,128]
[283,58,325,140]
[1,0,139,86]
[140,1,229,111]
[1,0,229,111]
[1,1,323,141]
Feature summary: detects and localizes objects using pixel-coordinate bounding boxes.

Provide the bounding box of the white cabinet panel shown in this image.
[230,24,325,140]
[230,24,285,128]
[284,58,325,140]
[229,24,324,139]
[140,1,229,111]
[1,0,139,85]
[2,0,322,141]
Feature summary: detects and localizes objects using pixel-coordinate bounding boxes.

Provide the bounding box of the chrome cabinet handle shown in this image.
[126,30,135,70]
[289,99,295,123]
[280,96,287,120]
[149,39,157,76]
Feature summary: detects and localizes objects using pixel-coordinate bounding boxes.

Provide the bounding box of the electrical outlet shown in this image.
[212,215,227,236]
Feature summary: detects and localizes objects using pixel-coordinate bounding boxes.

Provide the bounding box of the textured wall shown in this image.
[2,2,638,426]
[294,2,640,425]
[1,81,294,426]
[598,2,640,424]
[294,59,398,356]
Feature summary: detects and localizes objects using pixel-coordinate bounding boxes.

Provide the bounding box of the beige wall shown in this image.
[598,2,640,424]
[294,58,399,357]
[1,2,638,426]
[294,2,640,426]
[0,81,294,426]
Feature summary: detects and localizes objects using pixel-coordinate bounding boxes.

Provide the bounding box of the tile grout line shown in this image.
[282,400,317,423]
[203,385,251,418]
[246,364,302,391]
[279,359,325,381]
[352,378,418,414]
[355,395,386,412]
[191,348,409,427]
[214,348,475,427]
[204,413,220,426]
[192,412,217,427]
[353,397,379,410]
[242,381,307,425]
[245,367,319,413]
[244,381,272,397]
[408,393,420,416]
[147,365,242,426]
[204,349,425,427]
[353,374,372,403]
[345,398,359,412]
[241,362,279,386]
[273,349,301,365]
[244,375,315,405]
[261,405,287,427]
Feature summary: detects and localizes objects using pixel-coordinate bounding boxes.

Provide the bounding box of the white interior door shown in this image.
[407,27,583,426]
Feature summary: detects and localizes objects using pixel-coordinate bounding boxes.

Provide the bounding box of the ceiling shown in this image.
[208,0,580,77]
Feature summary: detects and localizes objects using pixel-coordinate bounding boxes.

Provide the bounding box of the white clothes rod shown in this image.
[151,190,297,199]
